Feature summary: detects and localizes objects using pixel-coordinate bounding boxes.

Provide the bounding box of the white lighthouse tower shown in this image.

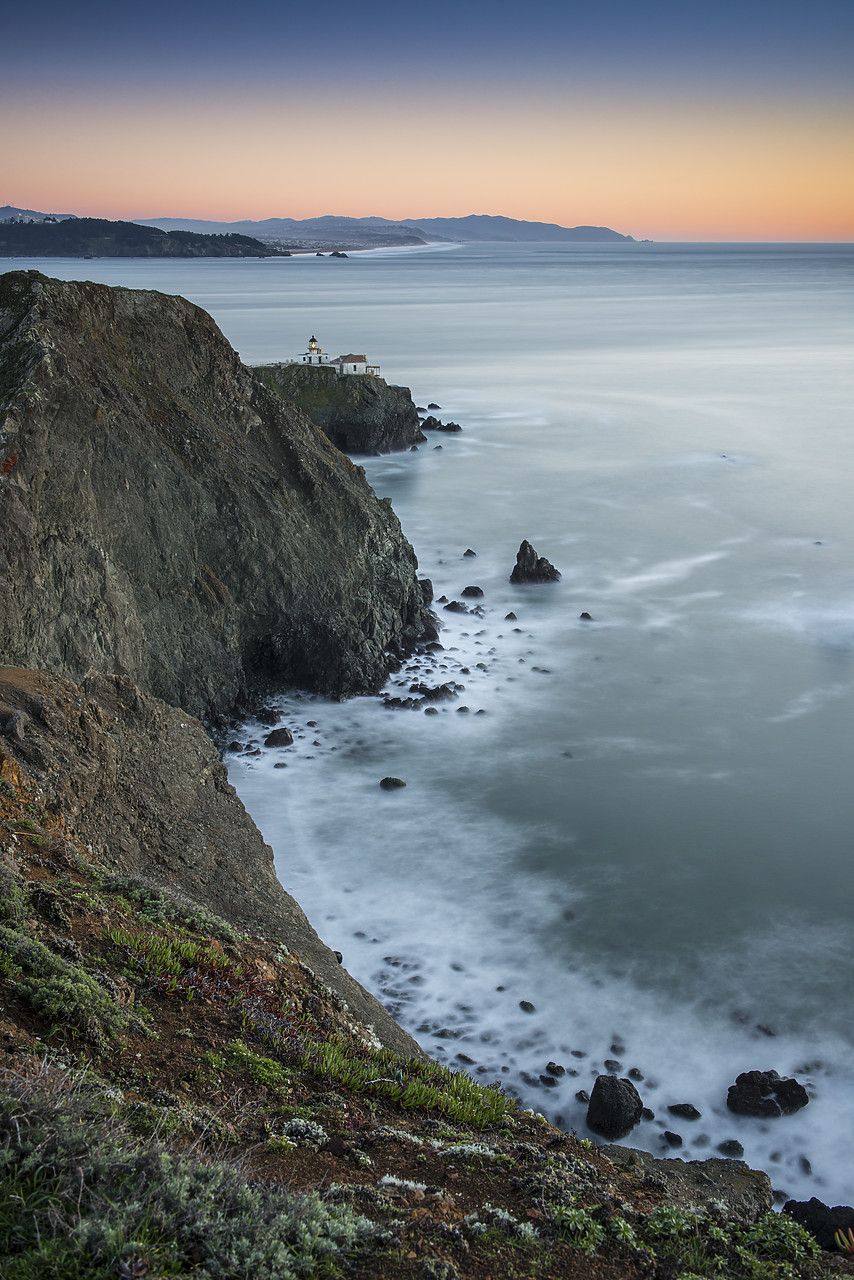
[301,336,324,366]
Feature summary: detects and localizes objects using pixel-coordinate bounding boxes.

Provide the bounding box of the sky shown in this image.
[3,0,853,240]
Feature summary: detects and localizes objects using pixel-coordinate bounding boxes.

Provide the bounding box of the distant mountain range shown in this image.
[134,213,634,245]
[1,207,635,255]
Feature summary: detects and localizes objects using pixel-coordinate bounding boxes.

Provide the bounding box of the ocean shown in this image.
[7,241,854,1204]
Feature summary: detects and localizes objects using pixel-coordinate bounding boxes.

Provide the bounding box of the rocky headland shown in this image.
[253,361,427,455]
[0,270,847,1278]
[0,271,428,721]
[0,218,283,258]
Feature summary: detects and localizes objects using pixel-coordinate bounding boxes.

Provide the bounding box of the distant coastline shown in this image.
[1,205,635,257]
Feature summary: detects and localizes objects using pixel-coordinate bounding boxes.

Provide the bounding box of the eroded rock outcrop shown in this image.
[0,271,428,723]
[510,539,562,583]
[252,362,426,455]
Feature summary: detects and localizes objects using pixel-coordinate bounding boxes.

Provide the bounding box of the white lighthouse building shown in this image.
[300,336,324,365]
[295,336,380,377]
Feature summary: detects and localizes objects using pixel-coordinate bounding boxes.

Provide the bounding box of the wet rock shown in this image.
[428,402,441,410]
[519,1000,536,1013]
[641,1107,655,1121]
[443,600,468,613]
[463,548,477,557]
[546,1061,566,1077]
[409,682,460,702]
[668,1103,702,1120]
[586,1074,643,1140]
[580,611,593,621]
[421,415,441,430]
[727,1069,809,1117]
[663,1131,683,1147]
[264,727,294,748]
[540,1074,559,1087]
[718,1140,745,1158]
[576,1090,590,1104]
[437,420,462,432]
[604,1059,622,1073]
[628,1068,644,1081]
[419,578,434,606]
[379,776,407,790]
[460,586,484,598]
[783,1198,854,1251]
[510,540,561,584]
[504,611,517,620]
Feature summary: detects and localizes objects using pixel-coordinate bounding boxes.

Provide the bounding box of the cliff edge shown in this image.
[0,271,427,723]
[253,362,426,455]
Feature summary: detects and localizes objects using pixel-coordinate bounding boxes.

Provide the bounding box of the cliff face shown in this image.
[0,666,423,1058]
[253,362,426,455]
[0,271,427,723]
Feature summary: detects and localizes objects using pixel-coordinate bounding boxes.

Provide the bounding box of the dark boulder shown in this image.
[443,600,468,613]
[263,727,294,748]
[586,1074,643,1140]
[510,540,561,584]
[668,1103,702,1120]
[428,402,441,410]
[437,420,462,432]
[460,586,484,598]
[727,1070,809,1117]
[463,548,477,557]
[718,1140,745,1158]
[379,776,407,790]
[783,1198,854,1251]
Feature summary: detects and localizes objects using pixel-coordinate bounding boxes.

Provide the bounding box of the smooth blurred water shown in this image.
[8,242,854,1202]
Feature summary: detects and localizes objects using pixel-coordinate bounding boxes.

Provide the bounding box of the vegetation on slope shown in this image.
[0,744,846,1279]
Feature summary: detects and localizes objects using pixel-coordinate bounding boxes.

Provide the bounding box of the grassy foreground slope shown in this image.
[0,744,842,1280]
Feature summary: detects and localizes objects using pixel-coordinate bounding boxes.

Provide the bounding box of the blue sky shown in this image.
[5,0,853,237]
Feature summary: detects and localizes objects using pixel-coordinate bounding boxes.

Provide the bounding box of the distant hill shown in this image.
[134,216,431,250]
[0,205,77,222]
[393,214,634,242]
[137,213,634,245]
[0,217,280,258]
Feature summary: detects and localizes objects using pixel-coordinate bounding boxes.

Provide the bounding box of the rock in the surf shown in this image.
[510,540,561,583]
[726,1070,809,1117]
[586,1074,643,1139]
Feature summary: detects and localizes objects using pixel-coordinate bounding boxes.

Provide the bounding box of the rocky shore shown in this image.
[0,270,850,1278]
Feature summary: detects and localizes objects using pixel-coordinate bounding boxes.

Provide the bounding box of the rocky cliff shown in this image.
[0,271,428,723]
[0,666,422,1058]
[253,362,426,455]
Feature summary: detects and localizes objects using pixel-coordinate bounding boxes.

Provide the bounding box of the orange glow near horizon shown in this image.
[5,79,853,241]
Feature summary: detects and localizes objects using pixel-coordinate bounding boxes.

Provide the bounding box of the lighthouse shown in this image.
[301,336,324,366]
